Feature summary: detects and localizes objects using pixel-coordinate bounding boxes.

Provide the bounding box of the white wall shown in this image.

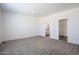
[59,19,67,36]
[2,11,39,41]
[0,8,1,43]
[2,7,79,45]
[39,8,79,45]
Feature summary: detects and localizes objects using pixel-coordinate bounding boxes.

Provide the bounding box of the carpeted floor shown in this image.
[0,36,79,55]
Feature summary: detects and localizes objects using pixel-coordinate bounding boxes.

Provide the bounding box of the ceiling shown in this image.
[1,3,79,17]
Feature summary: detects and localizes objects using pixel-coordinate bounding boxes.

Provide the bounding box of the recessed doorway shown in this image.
[45,24,50,38]
[59,19,68,42]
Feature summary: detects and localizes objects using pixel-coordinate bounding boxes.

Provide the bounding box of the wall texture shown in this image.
[39,8,79,45]
[2,11,39,41]
[0,9,1,43]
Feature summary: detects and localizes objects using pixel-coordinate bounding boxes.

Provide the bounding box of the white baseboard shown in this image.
[1,35,41,42]
[67,40,79,45]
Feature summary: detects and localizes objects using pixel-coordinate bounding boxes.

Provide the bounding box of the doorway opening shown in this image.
[45,24,50,38]
[59,19,67,42]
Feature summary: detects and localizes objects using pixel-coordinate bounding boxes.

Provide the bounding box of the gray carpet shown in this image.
[0,36,79,55]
